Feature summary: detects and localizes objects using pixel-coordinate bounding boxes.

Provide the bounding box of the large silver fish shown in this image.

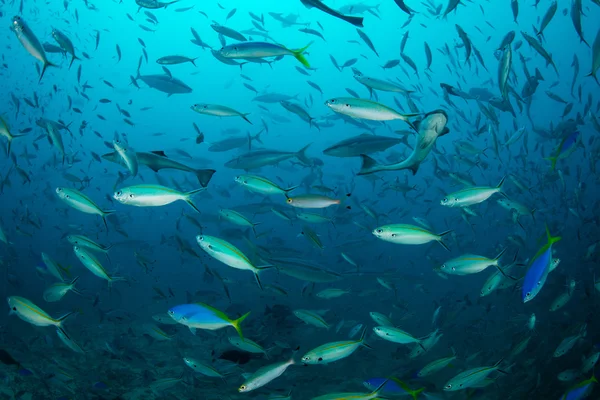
[11,16,56,81]
[102,150,215,187]
[323,134,405,158]
[224,144,312,170]
[358,110,449,175]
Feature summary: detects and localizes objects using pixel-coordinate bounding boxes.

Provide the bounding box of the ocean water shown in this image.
[1,0,599,399]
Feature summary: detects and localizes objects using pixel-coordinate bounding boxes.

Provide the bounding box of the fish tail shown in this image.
[496,175,506,190]
[283,184,300,194]
[101,210,115,231]
[56,311,76,327]
[358,327,372,349]
[241,113,253,125]
[357,154,383,175]
[231,311,251,340]
[184,188,206,213]
[39,61,58,83]
[69,55,80,69]
[544,155,558,170]
[494,247,507,262]
[436,230,452,251]
[194,168,216,187]
[190,57,198,67]
[545,224,562,246]
[389,378,425,400]
[344,15,364,27]
[291,42,312,68]
[295,142,312,165]
[251,222,262,236]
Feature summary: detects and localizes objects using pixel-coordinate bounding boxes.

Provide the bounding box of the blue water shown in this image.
[1,0,599,398]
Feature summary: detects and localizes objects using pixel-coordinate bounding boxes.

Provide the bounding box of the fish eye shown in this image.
[441,264,446,269]
[304,356,310,360]
[203,105,207,109]
[442,198,447,202]
[526,292,531,297]
[286,198,293,203]
[129,194,134,198]
[330,99,336,103]
[240,385,246,390]
[12,307,16,311]
[116,191,122,196]
[445,384,452,389]
[318,357,323,362]
[345,104,350,107]
[454,198,458,202]
[168,310,174,315]
[376,229,382,233]
[65,195,70,199]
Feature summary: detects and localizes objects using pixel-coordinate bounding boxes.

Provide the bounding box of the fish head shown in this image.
[191,104,210,114]
[66,235,78,245]
[196,235,211,251]
[7,296,17,313]
[420,110,448,134]
[55,187,70,201]
[113,188,134,204]
[238,383,251,393]
[219,44,239,58]
[325,98,350,114]
[113,139,128,153]
[167,306,189,324]
[234,175,246,185]
[440,196,457,207]
[11,16,24,33]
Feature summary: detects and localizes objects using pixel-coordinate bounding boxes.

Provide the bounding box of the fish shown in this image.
[102,150,215,187]
[238,356,295,392]
[168,302,250,338]
[286,194,341,209]
[220,42,311,68]
[135,72,192,95]
[191,103,252,124]
[113,139,138,177]
[225,144,312,170]
[73,246,126,285]
[11,16,56,81]
[372,223,451,251]
[156,55,197,65]
[43,277,82,302]
[51,28,79,68]
[235,174,299,195]
[358,110,449,175]
[440,177,505,208]
[444,358,506,391]
[113,185,204,213]
[196,235,273,289]
[300,0,364,27]
[56,188,114,230]
[325,97,417,127]
[302,328,370,364]
[8,296,73,327]
[438,249,508,276]
[522,225,561,303]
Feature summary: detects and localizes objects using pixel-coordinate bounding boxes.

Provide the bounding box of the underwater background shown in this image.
[1,0,600,398]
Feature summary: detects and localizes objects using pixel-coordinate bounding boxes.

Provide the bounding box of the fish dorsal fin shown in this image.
[151,151,168,157]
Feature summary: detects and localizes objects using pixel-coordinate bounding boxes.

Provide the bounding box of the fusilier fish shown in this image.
[56,188,114,229]
[11,16,56,81]
[8,296,73,327]
[113,185,204,213]
[372,224,451,251]
[196,235,273,288]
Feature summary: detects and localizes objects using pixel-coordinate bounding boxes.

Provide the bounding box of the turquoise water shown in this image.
[1,0,600,398]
